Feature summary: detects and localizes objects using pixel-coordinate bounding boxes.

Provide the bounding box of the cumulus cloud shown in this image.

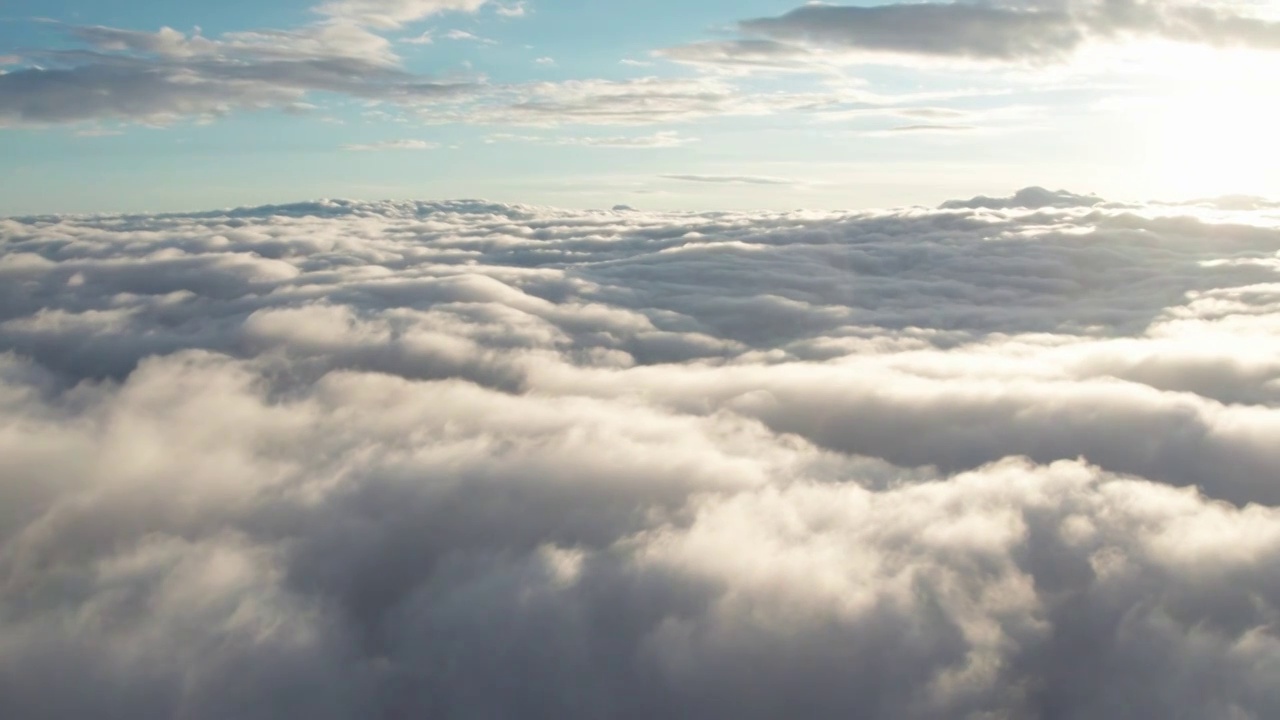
[942,186,1107,209]
[0,35,472,127]
[3,189,1280,717]
[665,0,1280,71]
[0,0,492,127]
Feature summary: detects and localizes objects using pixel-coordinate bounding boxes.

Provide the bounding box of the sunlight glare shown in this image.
[1147,52,1280,199]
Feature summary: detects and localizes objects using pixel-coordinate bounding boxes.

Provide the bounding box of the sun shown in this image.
[1152,89,1279,198]
[1144,51,1280,199]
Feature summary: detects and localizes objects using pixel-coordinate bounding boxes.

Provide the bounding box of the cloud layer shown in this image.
[3,190,1280,717]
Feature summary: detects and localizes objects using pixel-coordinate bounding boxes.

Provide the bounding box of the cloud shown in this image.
[571,131,695,148]
[487,130,696,148]
[445,77,755,126]
[875,123,977,134]
[941,186,1107,209]
[0,21,478,127]
[73,127,125,137]
[402,31,435,44]
[3,190,1280,717]
[0,0,495,128]
[656,39,832,74]
[495,1,528,18]
[890,123,972,132]
[661,0,1280,71]
[2,3,1094,132]
[661,174,794,185]
[0,20,845,129]
[444,29,496,44]
[738,2,1086,63]
[315,0,492,28]
[343,139,440,150]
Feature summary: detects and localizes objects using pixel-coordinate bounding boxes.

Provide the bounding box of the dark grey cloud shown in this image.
[742,2,1084,62]
[684,0,1280,67]
[3,189,1280,718]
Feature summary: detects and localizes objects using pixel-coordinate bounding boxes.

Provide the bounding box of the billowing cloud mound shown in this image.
[4,191,1280,718]
[941,186,1106,209]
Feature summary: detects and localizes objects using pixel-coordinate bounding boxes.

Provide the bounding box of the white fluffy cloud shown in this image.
[3,190,1280,717]
[0,0,495,127]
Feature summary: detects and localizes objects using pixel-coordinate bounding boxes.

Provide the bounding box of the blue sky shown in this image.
[2,0,1279,214]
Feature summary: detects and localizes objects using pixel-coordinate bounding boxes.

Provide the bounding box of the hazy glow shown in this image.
[1144,49,1280,198]
[1153,91,1277,197]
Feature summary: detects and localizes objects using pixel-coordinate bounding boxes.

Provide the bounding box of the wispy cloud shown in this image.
[445,28,497,44]
[401,30,434,44]
[314,0,491,29]
[661,173,794,185]
[879,123,977,134]
[343,138,440,151]
[495,1,527,18]
[74,127,125,137]
[487,130,696,148]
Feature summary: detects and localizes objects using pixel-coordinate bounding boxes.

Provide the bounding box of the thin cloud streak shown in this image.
[660,173,794,185]
[343,138,440,150]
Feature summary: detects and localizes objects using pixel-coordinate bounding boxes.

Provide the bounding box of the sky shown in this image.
[3,0,1280,214]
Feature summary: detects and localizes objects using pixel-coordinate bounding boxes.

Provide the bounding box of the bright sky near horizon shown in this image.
[2,0,1279,215]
